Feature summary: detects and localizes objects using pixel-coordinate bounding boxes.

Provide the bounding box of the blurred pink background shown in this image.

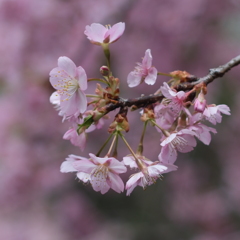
[1,0,240,239]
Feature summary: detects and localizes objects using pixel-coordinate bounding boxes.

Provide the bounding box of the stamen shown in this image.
[54,70,79,101]
[91,165,109,188]
[171,136,188,151]
[141,168,158,189]
[105,24,111,29]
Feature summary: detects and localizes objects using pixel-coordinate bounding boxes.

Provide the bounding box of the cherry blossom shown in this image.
[49,56,88,116]
[160,82,187,117]
[127,49,157,87]
[84,22,125,45]
[49,22,234,197]
[61,153,127,194]
[187,113,217,145]
[63,128,87,151]
[203,104,231,125]
[124,155,177,195]
[159,129,197,164]
[154,103,176,130]
[63,114,104,151]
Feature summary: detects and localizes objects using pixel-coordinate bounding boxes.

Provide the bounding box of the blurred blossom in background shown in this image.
[1,0,240,239]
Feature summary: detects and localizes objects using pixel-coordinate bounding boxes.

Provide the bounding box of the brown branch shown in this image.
[105,94,164,112]
[175,54,240,91]
[105,55,240,113]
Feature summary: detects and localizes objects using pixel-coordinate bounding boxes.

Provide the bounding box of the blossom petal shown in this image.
[148,164,168,177]
[72,159,96,173]
[60,160,78,173]
[144,66,157,85]
[63,128,86,151]
[76,89,87,113]
[158,144,177,164]
[58,56,76,77]
[123,155,138,169]
[218,104,231,115]
[108,158,127,174]
[161,133,177,146]
[84,23,107,44]
[50,91,60,105]
[160,82,177,98]
[184,134,197,148]
[77,172,91,183]
[89,153,109,165]
[107,172,124,193]
[107,22,125,43]
[91,172,110,194]
[49,67,67,90]
[127,72,142,88]
[126,172,142,196]
[76,66,88,91]
[142,49,152,69]
[67,154,88,161]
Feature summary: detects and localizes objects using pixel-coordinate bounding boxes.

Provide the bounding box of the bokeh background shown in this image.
[1,0,240,239]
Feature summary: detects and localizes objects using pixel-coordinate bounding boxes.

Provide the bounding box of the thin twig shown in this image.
[175,55,240,91]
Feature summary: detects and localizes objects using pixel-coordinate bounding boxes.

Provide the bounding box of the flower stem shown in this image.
[96,133,113,157]
[150,120,170,137]
[119,132,142,168]
[137,121,148,155]
[102,44,111,70]
[106,134,117,157]
[86,94,101,98]
[88,78,109,85]
[112,134,119,158]
[157,72,172,77]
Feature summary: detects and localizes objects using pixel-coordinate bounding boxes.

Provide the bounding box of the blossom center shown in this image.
[135,63,148,77]
[55,70,79,101]
[171,136,188,151]
[91,165,109,183]
[141,168,158,189]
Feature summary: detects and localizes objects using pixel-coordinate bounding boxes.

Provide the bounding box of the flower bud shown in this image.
[194,91,207,113]
[100,66,110,77]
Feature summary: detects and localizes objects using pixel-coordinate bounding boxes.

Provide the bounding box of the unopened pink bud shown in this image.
[194,92,206,113]
[100,66,110,76]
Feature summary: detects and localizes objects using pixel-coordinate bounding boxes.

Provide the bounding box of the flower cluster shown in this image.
[49,22,231,195]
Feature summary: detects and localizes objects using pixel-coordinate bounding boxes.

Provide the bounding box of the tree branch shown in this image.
[105,55,240,113]
[175,54,240,91]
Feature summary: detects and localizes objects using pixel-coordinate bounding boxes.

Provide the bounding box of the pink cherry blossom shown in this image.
[127,49,158,87]
[154,103,176,130]
[61,153,127,194]
[187,113,217,145]
[158,129,197,164]
[49,56,88,116]
[63,128,87,151]
[160,82,187,117]
[63,114,104,151]
[203,104,231,125]
[124,155,177,195]
[84,22,125,45]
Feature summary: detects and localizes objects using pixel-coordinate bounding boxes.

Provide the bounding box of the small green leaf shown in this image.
[77,115,94,134]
